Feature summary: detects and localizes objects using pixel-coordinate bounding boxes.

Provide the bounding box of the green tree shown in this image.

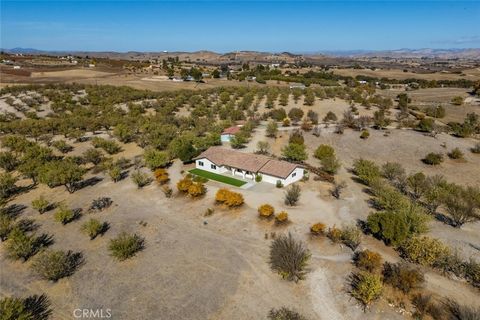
[266,120,278,138]
[281,143,307,161]
[38,160,86,193]
[143,149,170,170]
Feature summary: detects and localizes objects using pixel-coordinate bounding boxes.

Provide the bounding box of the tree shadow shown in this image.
[64,251,85,277]
[34,233,55,249]
[434,212,455,227]
[17,218,40,233]
[92,222,110,240]
[75,176,103,190]
[1,203,27,219]
[24,294,52,320]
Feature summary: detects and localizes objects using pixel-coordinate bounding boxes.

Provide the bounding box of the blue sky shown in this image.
[1,1,479,52]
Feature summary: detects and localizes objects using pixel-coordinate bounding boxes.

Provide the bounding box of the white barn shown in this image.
[194,146,305,186]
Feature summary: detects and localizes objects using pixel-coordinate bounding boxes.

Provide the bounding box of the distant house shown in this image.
[220,126,241,142]
[289,83,306,90]
[358,80,368,85]
[184,75,195,81]
[246,76,257,82]
[172,77,184,82]
[194,146,305,186]
[13,66,21,69]
[88,64,95,68]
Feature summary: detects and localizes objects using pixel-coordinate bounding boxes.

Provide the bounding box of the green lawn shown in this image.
[189,168,247,187]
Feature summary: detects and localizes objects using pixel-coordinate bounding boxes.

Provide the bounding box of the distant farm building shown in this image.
[220,126,241,142]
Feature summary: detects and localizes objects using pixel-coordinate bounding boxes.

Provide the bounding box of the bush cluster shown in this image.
[215,188,244,207]
[258,204,274,218]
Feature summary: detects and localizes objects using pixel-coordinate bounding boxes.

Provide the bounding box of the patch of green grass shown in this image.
[189,168,247,187]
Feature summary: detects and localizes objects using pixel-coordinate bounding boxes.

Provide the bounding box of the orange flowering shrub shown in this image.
[215,188,230,203]
[310,222,326,236]
[154,168,169,185]
[187,182,206,197]
[275,211,289,224]
[353,250,382,273]
[258,204,275,218]
[177,177,193,193]
[216,189,244,207]
[225,192,244,207]
[326,226,342,243]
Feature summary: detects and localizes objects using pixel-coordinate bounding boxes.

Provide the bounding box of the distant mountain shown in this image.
[2,47,479,60]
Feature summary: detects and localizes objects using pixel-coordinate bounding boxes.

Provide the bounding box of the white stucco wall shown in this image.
[195,158,227,174]
[261,167,304,186]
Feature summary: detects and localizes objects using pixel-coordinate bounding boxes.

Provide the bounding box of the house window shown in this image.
[198,161,204,167]
[211,164,216,170]
[292,172,296,177]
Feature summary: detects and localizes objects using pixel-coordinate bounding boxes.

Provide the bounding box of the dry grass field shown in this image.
[333,67,480,81]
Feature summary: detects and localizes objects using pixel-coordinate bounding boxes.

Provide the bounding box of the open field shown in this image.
[333,67,480,81]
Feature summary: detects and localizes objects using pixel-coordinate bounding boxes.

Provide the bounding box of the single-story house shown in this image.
[194,146,305,186]
[220,126,241,142]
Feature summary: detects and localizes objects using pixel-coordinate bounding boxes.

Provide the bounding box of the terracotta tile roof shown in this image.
[259,159,299,179]
[221,126,241,135]
[194,147,302,179]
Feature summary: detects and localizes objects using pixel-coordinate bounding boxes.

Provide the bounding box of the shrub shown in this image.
[267,307,307,320]
[0,151,19,172]
[144,149,170,169]
[400,236,450,267]
[31,250,83,281]
[54,205,77,225]
[349,271,383,308]
[444,299,480,320]
[321,156,341,175]
[91,137,122,154]
[471,143,480,154]
[442,184,480,227]
[90,197,112,211]
[422,153,443,165]
[314,144,335,160]
[258,204,275,218]
[448,147,464,159]
[177,177,193,193]
[417,118,435,132]
[131,170,152,188]
[108,165,122,182]
[31,196,51,214]
[269,233,310,282]
[83,148,103,165]
[52,140,73,153]
[161,185,173,198]
[275,211,289,224]
[354,250,382,273]
[425,105,445,118]
[352,159,380,185]
[281,143,307,161]
[284,184,301,206]
[5,227,38,261]
[0,294,51,320]
[323,111,337,122]
[154,168,169,185]
[381,162,405,182]
[215,188,230,203]
[310,222,326,236]
[81,218,108,240]
[451,96,464,105]
[187,182,206,197]
[340,225,361,250]
[276,180,283,188]
[367,203,429,246]
[214,188,244,207]
[360,130,370,139]
[108,232,145,261]
[0,172,17,199]
[327,226,342,243]
[255,174,262,182]
[383,262,424,294]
